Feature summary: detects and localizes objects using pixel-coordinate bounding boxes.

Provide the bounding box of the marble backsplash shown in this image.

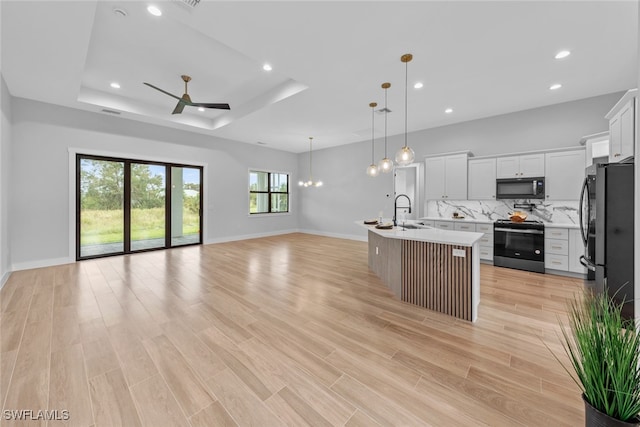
[425,200,579,224]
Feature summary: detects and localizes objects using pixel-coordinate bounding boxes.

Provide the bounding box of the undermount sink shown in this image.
[398,223,432,230]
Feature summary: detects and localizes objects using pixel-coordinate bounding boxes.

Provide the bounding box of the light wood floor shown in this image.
[1,233,586,426]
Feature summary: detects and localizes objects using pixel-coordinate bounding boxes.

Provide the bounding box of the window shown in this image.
[249,171,289,214]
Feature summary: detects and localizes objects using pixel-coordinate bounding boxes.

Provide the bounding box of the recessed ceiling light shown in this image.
[198,107,205,112]
[554,50,571,59]
[445,108,453,114]
[110,82,121,89]
[549,83,562,90]
[413,82,423,89]
[262,64,272,71]
[147,5,162,16]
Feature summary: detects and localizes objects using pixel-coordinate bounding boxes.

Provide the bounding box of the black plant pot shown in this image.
[583,394,640,427]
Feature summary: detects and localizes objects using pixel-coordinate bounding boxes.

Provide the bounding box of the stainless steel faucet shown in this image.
[393,194,412,226]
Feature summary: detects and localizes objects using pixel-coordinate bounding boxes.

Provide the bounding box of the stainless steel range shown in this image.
[493,220,545,273]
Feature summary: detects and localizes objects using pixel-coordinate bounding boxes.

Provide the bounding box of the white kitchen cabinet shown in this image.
[496,154,545,178]
[544,149,586,201]
[434,220,454,230]
[544,227,569,272]
[606,89,636,163]
[425,153,468,200]
[468,158,497,200]
[568,229,587,274]
[454,222,476,232]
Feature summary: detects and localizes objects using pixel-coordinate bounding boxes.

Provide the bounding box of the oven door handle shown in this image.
[494,227,544,235]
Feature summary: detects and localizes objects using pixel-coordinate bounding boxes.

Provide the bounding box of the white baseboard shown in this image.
[204,229,301,245]
[0,270,11,289]
[297,229,367,242]
[11,257,74,272]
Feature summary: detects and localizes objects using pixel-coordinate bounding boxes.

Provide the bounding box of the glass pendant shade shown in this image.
[299,137,322,187]
[379,82,393,173]
[379,157,393,173]
[366,101,379,177]
[395,53,415,166]
[395,146,415,165]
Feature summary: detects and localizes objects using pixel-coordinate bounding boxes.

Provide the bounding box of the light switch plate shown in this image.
[452,248,465,258]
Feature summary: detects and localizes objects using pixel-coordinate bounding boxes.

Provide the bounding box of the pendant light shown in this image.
[395,53,415,165]
[366,102,379,177]
[378,82,393,173]
[298,137,323,187]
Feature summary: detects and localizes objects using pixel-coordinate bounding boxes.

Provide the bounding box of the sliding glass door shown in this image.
[77,155,203,260]
[78,158,125,258]
[131,163,166,251]
[171,166,201,247]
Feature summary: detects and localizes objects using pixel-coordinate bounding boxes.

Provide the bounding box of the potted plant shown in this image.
[554,289,640,426]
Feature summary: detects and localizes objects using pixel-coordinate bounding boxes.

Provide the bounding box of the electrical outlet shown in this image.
[376,246,379,255]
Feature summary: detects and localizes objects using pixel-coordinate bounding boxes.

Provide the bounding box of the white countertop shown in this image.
[419,217,579,229]
[359,222,483,247]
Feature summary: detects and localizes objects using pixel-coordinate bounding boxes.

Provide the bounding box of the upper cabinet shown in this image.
[545,149,585,201]
[468,158,496,200]
[496,153,545,178]
[606,89,637,163]
[425,153,468,200]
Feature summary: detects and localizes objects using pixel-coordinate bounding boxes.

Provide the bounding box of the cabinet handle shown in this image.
[552,246,562,249]
[552,261,561,265]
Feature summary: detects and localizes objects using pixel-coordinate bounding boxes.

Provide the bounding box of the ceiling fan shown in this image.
[144,75,230,114]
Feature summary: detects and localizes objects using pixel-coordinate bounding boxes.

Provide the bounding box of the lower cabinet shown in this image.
[544,227,586,275]
[475,223,493,262]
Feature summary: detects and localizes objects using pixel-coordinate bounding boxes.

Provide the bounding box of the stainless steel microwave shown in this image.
[496,177,545,199]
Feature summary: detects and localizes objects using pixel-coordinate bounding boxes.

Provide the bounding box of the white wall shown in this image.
[298,92,623,239]
[1,76,12,285]
[10,98,299,270]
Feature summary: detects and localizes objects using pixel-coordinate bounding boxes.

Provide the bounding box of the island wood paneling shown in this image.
[367,230,402,299]
[402,241,472,321]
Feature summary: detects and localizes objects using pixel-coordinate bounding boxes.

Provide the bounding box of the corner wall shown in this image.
[1,75,12,286]
[10,98,299,270]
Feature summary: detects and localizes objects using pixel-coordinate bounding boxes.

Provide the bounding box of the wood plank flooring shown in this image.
[0,233,586,426]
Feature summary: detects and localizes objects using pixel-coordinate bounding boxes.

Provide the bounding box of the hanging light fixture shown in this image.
[366,102,379,177]
[395,53,415,166]
[298,137,323,187]
[378,82,393,173]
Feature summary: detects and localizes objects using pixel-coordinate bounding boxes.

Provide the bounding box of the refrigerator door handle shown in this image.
[578,176,589,246]
[580,255,596,272]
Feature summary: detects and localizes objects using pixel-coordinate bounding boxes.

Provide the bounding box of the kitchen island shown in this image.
[364,224,483,322]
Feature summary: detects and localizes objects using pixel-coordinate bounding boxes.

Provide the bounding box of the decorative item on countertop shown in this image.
[509,211,528,222]
[366,102,379,177]
[452,212,465,219]
[378,83,393,173]
[375,222,394,230]
[298,137,323,187]
[548,289,640,426]
[395,53,415,166]
[364,219,378,225]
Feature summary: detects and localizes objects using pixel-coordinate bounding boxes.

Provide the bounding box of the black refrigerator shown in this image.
[579,161,634,320]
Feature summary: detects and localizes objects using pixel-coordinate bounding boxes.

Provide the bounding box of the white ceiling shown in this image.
[2,1,638,153]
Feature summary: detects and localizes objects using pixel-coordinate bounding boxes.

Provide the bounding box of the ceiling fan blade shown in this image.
[192,103,231,110]
[172,101,186,115]
[144,82,182,101]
